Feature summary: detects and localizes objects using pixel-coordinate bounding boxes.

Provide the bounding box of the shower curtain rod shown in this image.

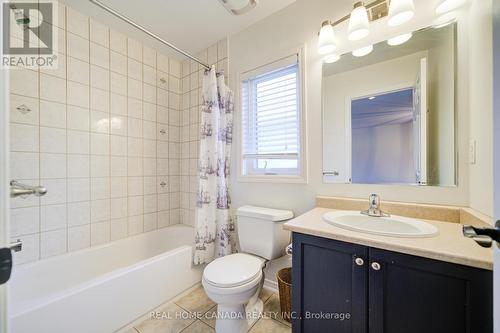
[88,0,212,70]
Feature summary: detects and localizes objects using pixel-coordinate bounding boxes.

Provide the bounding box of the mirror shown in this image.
[322,24,457,186]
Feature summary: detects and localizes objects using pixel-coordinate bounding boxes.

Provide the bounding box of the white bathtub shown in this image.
[8,225,202,333]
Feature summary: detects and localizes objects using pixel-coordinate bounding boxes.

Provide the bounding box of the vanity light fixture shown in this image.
[323,53,341,63]
[352,44,374,57]
[318,20,337,55]
[387,0,415,27]
[348,2,370,41]
[317,0,389,55]
[387,32,413,46]
[435,0,467,14]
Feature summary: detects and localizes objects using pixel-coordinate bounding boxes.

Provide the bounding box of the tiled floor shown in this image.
[124,286,291,333]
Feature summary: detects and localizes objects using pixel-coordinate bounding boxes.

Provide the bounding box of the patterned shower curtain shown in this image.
[194,67,234,265]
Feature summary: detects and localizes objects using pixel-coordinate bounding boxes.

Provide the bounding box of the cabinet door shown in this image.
[292,233,368,333]
[368,248,493,333]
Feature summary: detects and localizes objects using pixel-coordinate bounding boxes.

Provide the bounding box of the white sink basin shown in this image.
[322,211,439,238]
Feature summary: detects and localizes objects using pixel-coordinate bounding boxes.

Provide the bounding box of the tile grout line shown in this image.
[107,19,112,243]
[87,11,93,248]
[65,4,69,254]
[37,7,42,261]
[153,49,158,230]
[178,319,203,333]
[174,300,216,332]
[140,42,144,234]
[125,35,129,237]
[131,288,289,332]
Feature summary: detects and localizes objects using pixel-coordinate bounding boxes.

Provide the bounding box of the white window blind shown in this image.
[241,55,301,176]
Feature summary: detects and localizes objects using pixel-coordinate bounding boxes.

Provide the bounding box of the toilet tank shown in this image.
[236,206,293,260]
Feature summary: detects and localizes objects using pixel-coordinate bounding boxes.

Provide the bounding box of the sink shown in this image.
[322,211,439,238]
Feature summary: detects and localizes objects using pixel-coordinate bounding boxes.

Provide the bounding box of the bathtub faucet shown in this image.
[10,180,47,198]
[9,239,22,252]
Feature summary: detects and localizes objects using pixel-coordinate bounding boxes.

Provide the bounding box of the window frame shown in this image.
[237,46,307,184]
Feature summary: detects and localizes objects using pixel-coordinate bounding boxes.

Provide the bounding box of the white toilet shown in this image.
[202,205,293,333]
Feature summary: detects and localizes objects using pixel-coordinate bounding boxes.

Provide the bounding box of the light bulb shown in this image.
[388,0,415,27]
[348,2,370,41]
[436,0,467,14]
[323,53,341,63]
[352,45,373,57]
[318,21,336,55]
[387,33,413,46]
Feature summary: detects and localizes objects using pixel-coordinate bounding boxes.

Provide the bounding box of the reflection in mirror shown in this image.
[351,88,422,184]
[322,24,456,186]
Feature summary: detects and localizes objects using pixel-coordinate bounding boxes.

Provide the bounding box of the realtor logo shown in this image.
[2,1,58,68]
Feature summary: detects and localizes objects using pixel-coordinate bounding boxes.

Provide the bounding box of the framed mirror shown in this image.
[322,23,457,186]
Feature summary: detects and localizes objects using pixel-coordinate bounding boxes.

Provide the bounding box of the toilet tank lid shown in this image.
[236,205,294,222]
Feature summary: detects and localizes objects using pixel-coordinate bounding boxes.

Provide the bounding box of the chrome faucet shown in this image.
[361,194,390,217]
[8,240,22,252]
[10,180,47,198]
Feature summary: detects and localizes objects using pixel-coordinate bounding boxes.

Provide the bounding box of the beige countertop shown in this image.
[284,207,493,270]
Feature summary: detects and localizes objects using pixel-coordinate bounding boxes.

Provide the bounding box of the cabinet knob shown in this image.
[371,262,381,271]
[355,257,364,266]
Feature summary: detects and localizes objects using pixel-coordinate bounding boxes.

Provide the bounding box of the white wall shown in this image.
[426,27,456,186]
[492,0,500,327]
[228,0,489,216]
[468,0,494,218]
[352,122,415,184]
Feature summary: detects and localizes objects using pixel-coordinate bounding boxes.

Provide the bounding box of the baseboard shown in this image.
[263,278,279,294]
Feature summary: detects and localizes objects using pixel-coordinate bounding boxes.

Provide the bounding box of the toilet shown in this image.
[202,205,293,333]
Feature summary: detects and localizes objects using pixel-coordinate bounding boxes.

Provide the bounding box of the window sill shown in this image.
[237,174,307,184]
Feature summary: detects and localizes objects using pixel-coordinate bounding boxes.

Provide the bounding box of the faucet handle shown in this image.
[361,194,389,217]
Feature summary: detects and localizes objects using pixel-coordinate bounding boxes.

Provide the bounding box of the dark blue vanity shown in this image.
[291,232,493,333]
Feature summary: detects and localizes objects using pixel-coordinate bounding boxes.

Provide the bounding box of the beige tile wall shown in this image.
[9,3,182,264]
[179,40,228,226]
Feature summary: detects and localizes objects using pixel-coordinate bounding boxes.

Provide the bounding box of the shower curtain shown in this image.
[194,67,234,265]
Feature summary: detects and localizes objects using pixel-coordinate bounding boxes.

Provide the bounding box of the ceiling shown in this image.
[61,0,296,59]
[352,89,414,129]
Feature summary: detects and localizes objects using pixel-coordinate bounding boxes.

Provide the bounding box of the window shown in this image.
[240,54,304,180]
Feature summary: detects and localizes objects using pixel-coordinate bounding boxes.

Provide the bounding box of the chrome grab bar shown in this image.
[10,180,47,198]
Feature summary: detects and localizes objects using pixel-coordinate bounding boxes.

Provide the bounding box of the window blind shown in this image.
[241,58,300,174]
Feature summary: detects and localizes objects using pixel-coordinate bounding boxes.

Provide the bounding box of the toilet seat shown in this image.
[203,253,264,288]
[202,271,263,296]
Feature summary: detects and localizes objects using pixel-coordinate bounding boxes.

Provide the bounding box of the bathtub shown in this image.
[8,224,202,333]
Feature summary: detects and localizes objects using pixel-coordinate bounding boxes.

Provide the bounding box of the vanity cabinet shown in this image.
[291,233,493,333]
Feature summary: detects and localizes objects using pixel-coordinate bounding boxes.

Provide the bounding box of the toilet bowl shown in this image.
[202,206,293,333]
[202,253,264,333]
